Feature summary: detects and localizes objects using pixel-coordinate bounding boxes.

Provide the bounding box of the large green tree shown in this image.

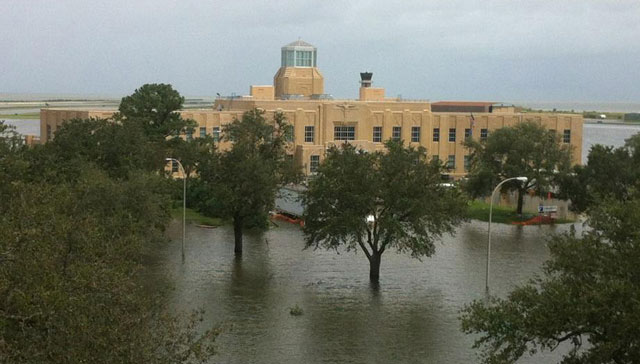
[0,115,219,361]
[464,121,572,214]
[0,167,217,362]
[558,133,640,213]
[46,117,165,178]
[117,83,194,140]
[302,141,467,282]
[198,109,300,255]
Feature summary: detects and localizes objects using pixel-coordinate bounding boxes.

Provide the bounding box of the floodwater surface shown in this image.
[156,220,582,363]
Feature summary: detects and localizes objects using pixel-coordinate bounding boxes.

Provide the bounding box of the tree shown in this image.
[48,117,165,178]
[117,83,193,140]
[558,133,640,213]
[167,135,216,186]
[0,167,218,363]
[464,121,572,214]
[0,118,218,362]
[460,191,640,364]
[198,109,300,255]
[302,141,467,282]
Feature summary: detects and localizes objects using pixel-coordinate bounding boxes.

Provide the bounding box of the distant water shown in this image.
[582,123,640,163]
[2,119,40,136]
[512,101,640,113]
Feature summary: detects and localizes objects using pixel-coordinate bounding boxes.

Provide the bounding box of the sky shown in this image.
[2,0,640,102]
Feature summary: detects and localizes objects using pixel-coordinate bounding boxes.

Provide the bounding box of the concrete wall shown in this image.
[273,67,324,98]
[250,85,275,100]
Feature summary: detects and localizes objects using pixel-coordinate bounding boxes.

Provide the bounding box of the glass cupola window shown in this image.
[281,40,317,67]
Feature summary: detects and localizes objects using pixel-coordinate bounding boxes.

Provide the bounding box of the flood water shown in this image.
[156,220,583,363]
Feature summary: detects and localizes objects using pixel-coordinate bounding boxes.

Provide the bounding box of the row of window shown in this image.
[186,127,221,141]
[328,126,571,144]
[331,126,487,143]
[307,154,472,173]
[49,123,572,146]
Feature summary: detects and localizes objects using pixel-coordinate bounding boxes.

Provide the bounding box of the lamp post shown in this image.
[166,158,186,261]
[486,176,528,293]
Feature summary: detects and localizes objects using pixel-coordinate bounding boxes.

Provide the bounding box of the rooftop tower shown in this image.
[274,40,324,99]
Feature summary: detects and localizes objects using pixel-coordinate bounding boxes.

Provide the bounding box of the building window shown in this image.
[447,155,455,170]
[334,126,355,141]
[199,127,206,138]
[286,126,294,142]
[464,155,471,171]
[480,128,489,141]
[411,126,421,142]
[448,128,456,142]
[47,125,52,140]
[464,128,472,141]
[433,128,440,142]
[304,126,314,143]
[563,129,571,143]
[310,155,320,173]
[213,127,220,142]
[296,50,313,67]
[373,126,382,143]
[432,154,440,163]
[186,129,193,141]
[172,160,179,173]
[392,126,402,141]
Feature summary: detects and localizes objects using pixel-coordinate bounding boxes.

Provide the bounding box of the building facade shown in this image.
[40,40,583,177]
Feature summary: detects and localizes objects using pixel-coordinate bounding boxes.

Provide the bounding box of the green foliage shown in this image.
[0,169,217,363]
[167,134,216,182]
[558,133,640,213]
[303,141,467,281]
[461,133,640,363]
[197,109,301,253]
[117,83,193,140]
[48,117,166,178]
[461,192,640,363]
[464,121,572,214]
[0,86,220,361]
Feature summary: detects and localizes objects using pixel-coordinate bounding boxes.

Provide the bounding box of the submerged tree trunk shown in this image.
[233,215,243,256]
[369,252,381,283]
[517,188,525,215]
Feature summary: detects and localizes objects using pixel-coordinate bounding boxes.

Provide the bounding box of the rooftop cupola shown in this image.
[274,39,324,98]
[281,40,317,67]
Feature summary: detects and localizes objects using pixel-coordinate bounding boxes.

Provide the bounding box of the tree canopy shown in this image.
[118,83,194,140]
[1,86,219,362]
[460,134,640,364]
[302,141,467,282]
[197,109,300,255]
[558,133,640,213]
[464,121,572,214]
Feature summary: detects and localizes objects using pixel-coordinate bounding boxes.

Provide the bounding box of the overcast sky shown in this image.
[2,0,639,102]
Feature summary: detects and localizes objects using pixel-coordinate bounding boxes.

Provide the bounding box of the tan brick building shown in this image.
[40,40,583,177]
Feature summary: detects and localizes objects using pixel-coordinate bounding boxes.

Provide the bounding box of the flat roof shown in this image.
[432,101,497,107]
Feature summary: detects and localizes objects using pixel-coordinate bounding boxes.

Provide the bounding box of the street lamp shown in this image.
[486,176,528,293]
[166,158,186,261]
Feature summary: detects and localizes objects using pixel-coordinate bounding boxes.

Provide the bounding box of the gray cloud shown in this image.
[1,0,639,101]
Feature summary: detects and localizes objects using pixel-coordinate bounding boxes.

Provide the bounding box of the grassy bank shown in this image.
[0,112,40,119]
[171,207,224,227]
[466,200,573,224]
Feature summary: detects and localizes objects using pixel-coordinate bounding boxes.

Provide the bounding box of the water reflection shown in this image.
[156,220,583,363]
